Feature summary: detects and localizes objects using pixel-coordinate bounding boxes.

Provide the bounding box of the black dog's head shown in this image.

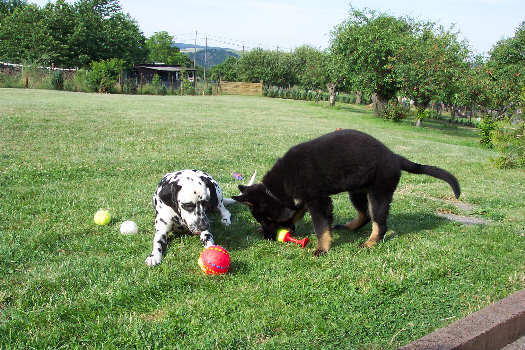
[232,184,297,239]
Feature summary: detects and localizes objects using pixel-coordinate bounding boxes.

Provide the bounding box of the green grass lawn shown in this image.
[1,89,524,349]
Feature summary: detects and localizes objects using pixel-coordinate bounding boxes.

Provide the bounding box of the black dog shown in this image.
[232,129,460,256]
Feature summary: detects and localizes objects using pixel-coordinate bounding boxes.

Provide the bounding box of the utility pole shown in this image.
[204,36,208,94]
[194,30,197,69]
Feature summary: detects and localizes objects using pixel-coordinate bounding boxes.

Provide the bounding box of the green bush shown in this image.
[152,73,161,94]
[479,115,497,148]
[63,69,90,92]
[86,58,124,93]
[382,100,406,122]
[50,70,64,90]
[122,77,137,94]
[0,72,23,88]
[490,118,525,169]
[263,86,357,105]
[181,79,194,95]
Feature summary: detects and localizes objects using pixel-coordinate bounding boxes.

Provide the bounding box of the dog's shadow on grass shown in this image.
[331,212,451,248]
[209,207,452,252]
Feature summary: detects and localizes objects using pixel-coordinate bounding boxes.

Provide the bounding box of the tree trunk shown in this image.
[355,91,362,105]
[372,93,388,117]
[327,83,336,107]
[415,105,426,127]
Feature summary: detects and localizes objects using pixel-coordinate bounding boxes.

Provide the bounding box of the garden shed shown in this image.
[130,64,196,89]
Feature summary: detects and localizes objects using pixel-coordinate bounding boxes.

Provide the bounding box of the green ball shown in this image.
[94,209,111,225]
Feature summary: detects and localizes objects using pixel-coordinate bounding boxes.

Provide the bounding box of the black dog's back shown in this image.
[265,129,459,199]
[266,130,394,198]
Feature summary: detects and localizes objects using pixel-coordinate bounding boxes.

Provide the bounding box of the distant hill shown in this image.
[174,43,240,68]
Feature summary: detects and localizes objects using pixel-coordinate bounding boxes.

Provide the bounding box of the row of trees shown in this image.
[2,2,523,120]
[0,0,193,69]
[210,8,524,120]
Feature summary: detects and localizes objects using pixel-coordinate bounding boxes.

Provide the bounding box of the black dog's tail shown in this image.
[399,156,461,199]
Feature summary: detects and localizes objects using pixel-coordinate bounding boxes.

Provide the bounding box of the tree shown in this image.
[0,0,26,18]
[455,56,491,121]
[71,0,147,67]
[146,31,190,66]
[294,45,330,90]
[0,3,47,63]
[484,21,525,116]
[0,0,147,67]
[39,0,77,67]
[394,23,469,125]
[331,7,414,116]
[236,49,299,87]
[209,55,239,81]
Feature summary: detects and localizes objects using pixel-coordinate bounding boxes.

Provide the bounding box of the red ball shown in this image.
[198,245,230,275]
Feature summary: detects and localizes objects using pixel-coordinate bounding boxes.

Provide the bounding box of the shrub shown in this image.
[64,69,90,92]
[122,77,137,94]
[382,100,406,122]
[86,58,124,93]
[0,71,23,88]
[50,70,64,90]
[181,79,194,95]
[490,118,525,169]
[479,115,497,148]
[152,73,161,94]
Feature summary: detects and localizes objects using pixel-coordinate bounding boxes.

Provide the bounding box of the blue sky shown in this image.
[32,0,525,55]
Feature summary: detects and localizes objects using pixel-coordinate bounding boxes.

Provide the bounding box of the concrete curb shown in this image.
[398,289,525,350]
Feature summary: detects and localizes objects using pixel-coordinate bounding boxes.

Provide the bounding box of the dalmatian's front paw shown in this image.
[145,254,162,266]
[221,216,231,226]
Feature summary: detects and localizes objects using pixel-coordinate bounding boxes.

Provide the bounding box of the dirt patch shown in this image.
[436,210,491,225]
[140,309,167,322]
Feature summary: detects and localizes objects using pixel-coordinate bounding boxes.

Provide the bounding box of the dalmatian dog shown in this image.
[146,169,233,266]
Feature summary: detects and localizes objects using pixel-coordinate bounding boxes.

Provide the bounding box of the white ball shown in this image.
[120,220,138,235]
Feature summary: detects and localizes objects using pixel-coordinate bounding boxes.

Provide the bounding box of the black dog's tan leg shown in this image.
[334,191,370,231]
[307,197,333,256]
[346,191,371,230]
[345,212,369,230]
[363,192,392,248]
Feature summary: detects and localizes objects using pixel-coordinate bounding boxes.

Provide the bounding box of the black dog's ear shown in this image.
[231,194,253,207]
[158,182,182,208]
[238,184,248,193]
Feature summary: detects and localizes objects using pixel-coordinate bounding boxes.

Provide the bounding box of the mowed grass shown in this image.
[1,89,524,349]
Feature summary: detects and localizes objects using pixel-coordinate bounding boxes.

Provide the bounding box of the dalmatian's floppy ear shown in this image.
[158,182,182,208]
[199,176,218,209]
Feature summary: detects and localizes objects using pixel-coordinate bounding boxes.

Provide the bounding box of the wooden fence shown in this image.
[218,81,263,96]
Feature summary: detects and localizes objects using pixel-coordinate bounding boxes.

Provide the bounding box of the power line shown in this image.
[172,31,295,52]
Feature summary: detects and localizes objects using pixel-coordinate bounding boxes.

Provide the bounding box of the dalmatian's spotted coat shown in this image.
[146,169,232,266]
